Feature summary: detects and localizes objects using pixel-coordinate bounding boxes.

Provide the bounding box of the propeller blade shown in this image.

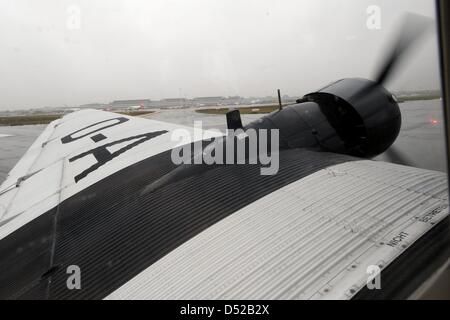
[374,13,434,86]
[350,13,434,104]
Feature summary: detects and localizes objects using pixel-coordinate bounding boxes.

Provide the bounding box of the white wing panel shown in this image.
[107,160,448,300]
[0,109,221,240]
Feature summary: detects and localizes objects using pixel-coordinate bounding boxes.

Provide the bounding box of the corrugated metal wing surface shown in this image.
[108,160,448,300]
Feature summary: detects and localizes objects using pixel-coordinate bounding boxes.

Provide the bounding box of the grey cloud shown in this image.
[0,0,440,110]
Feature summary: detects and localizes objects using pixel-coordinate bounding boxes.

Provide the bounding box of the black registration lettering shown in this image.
[61,117,129,144]
[69,131,167,183]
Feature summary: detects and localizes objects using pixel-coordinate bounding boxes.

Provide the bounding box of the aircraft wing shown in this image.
[0,109,448,300]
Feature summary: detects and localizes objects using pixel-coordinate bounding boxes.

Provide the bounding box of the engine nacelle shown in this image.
[245,78,401,158]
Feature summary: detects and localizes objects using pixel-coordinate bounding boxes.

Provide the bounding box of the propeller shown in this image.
[373,13,434,87]
[265,13,435,163]
[352,13,434,103]
[356,13,434,165]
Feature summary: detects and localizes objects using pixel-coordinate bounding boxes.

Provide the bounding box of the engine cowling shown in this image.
[245,78,401,158]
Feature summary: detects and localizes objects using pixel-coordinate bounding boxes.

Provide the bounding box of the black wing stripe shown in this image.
[0,148,356,299]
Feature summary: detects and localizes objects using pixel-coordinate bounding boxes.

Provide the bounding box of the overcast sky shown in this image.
[0,0,441,110]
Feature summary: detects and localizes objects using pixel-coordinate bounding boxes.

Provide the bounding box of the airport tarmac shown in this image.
[0,125,46,184]
[0,99,447,185]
